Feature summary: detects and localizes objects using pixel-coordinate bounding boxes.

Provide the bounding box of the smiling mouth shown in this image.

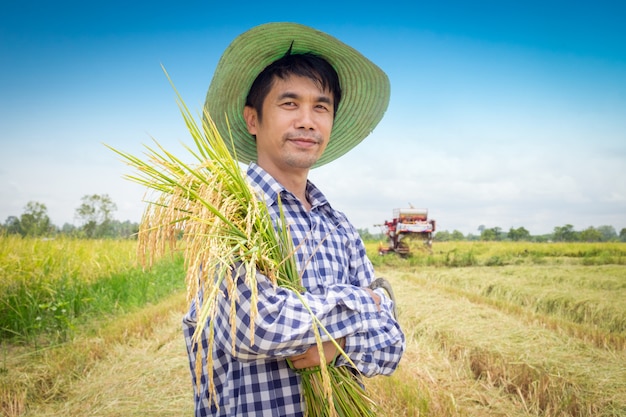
[285,133,322,146]
[290,138,318,144]
[286,138,321,152]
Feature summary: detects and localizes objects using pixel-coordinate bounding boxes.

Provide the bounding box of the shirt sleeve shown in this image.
[332,214,406,376]
[209,264,405,378]
[334,285,405,377]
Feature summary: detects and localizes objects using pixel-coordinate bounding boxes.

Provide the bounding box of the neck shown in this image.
[258,163,311,210]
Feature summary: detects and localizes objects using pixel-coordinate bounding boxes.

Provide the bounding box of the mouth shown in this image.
[285,134,322,148]
[290,138,318,146]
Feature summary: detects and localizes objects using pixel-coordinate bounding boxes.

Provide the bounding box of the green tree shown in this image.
[434,230,451,241]
[596,225,617,242]
[110,220,140,239]
[580,226,602,242]
[450,230,465,241]
[553,224,578,242]
[620,228,626,242]
[75,194,117,238]
[357,228,380,242]
[508,226,530,241]
[60,222,78,236]
[20,201,52,237]
[3,216,21,235]
[481,228,497,241]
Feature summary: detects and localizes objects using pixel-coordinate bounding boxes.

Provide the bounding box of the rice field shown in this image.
[1,238,625,416]
[364,241,626,416]
[0,235,184,343]
[0,236,185,416]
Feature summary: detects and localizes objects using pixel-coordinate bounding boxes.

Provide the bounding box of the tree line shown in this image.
[1,194,139,239]
[5,198,624,243]
[359,224,626,243]
[434,224,626,242]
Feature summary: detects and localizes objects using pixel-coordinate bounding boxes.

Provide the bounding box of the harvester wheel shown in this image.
[395,240,410,257]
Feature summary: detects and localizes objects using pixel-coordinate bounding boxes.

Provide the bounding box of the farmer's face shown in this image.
[244,75,334,174]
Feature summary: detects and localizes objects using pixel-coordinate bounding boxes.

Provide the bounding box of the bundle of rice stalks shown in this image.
[107,75,375,417]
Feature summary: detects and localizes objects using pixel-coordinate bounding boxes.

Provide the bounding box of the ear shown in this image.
[243,106,258,135]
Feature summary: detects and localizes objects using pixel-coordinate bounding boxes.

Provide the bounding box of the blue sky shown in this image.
[1,1,625,235]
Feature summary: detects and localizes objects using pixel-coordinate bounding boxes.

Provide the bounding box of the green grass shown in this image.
[0,236,184,343]
[366,241,626,268]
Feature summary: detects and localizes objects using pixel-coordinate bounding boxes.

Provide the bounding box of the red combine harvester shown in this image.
[376,208,436,256]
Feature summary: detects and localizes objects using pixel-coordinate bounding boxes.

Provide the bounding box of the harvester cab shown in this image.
[376,208,436,256]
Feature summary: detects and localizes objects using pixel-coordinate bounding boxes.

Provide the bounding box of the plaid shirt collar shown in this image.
[246,162,329,210]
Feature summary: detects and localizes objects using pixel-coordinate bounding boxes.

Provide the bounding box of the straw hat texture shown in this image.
[204,22,390,167]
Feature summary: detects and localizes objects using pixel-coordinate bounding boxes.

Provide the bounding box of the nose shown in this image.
[295,107,316,130]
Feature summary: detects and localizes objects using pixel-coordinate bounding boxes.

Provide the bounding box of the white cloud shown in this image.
[310,131,626,236]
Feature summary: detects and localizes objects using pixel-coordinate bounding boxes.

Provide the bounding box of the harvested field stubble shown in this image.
[406,264,626,350]
[1,293,188,417]
[375,266,626,416]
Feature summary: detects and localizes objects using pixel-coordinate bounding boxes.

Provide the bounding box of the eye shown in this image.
[315,103,330,112]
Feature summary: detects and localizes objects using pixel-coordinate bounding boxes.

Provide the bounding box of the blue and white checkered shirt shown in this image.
[183,163,405,416]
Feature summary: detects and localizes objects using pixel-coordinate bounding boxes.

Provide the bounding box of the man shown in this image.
[183,22,405,416]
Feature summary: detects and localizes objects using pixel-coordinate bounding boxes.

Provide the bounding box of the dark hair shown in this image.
[245,52,342,122]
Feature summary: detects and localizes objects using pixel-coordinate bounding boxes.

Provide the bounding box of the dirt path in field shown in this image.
[25,309,194,417]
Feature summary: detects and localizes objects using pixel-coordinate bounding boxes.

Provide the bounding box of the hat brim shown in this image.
[204,22,390,168]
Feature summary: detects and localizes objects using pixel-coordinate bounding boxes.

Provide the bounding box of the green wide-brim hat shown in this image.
[204,22,390,168]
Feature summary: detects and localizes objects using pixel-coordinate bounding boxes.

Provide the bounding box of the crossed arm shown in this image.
[289,288,381,369]
[212,271,402,376]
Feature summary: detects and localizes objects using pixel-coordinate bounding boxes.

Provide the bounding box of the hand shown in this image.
[288,338,345,369]
[365,288,381,312]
